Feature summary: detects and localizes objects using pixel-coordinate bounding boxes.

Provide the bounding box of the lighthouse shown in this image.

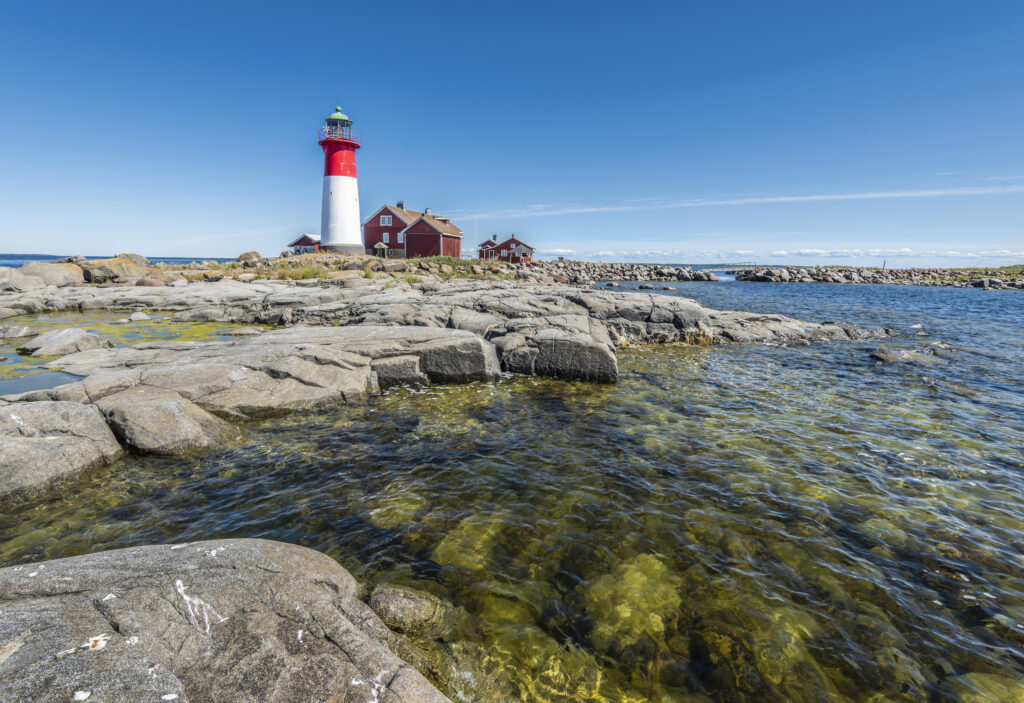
[318,106,363,253]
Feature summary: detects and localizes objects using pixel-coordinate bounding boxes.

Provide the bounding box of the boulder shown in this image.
[95,387,231,455]
[0,325,34,339]
[116,253,150,267]
[0,401,123,499]
[380,260,409,273]
[134,276,165,287]
[0,539,451,703]
[203,271,225,282]
[0,267,47,292]
[19,262,85,287]
[17,328,113,357]
[128,312,149,321]
[237,250,261,263]
[81,257,148,283]
[371,355,430,389]
[369,584,455,638]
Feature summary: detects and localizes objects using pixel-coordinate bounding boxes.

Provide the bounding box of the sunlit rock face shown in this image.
[0,539,452,703]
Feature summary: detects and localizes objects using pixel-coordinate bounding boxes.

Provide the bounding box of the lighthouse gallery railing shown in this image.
[318,126,361,144]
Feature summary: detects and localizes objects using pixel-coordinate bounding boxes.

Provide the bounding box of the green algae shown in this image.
[1,288,1024,702]
[0,310,266,385]
[584,554,683,651]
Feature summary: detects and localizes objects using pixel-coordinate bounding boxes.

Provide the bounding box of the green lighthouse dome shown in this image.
[326,106,351,125]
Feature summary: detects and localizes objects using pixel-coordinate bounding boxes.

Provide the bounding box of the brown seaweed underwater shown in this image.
[1,282,1023,702]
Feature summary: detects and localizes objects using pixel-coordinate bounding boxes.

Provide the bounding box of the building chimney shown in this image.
[424,207,431,216]
[396,200,405,210]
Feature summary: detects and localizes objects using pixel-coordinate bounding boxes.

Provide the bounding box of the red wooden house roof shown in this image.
[365,204,462,237]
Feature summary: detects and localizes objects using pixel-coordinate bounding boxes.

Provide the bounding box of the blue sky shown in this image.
[1,1,1022,265]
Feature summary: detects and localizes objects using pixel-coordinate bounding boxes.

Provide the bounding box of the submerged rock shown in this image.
[369,584,455,638]
[0,401,123,499]
[17,328,113,357]
[0,539,451,702]
[584,553,682,651]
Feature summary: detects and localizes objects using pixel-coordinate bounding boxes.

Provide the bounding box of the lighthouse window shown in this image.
[380,214,392,226]
[383,232,389,243]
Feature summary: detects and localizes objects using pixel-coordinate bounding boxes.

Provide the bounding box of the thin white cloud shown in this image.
[539,248,576,254]
[450,184,1024,220]
[544,246,1023,262]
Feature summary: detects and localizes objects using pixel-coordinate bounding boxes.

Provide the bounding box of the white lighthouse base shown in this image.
[320,175,363,253]
[320,243,365,254]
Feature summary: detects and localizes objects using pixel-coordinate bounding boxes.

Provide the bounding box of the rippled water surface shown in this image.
[2,282,1023,702]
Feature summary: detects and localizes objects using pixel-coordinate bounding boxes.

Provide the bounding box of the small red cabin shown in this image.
[479,235,534,263]
[288,233,320,254]
[362,202,462,258]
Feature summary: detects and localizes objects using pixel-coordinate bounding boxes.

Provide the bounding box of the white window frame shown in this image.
[501,249,508,257]
[380,214,392,226]
[383,232,389,244]
[397,232,404,244]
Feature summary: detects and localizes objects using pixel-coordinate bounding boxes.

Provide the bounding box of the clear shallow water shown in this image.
[1,282,1023,702]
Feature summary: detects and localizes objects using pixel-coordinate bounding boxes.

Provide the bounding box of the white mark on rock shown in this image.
[28,571,38,578]
[73,692,91,701]
[350,673,388,702]
[161,695,179,701]
[10,414,24,427]
[169,544,186,550]
[207,547,226,558]
[175,579,227,634]
[297,629,303,642]
[56,647,77,658]
[126,636,140,646]
[86,634,111,651]
[102,593,116,601]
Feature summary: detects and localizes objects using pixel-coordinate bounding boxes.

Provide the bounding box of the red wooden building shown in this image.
[478,235,535,263]
[287,233,320,254]
[362,202,462,258]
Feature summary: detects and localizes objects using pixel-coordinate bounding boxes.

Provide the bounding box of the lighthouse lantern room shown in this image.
[318,106,363,253]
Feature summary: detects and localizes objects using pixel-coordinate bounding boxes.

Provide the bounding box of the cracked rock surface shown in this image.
[0,538,452,703]
[0,401,123,499]
[0,280,885,498]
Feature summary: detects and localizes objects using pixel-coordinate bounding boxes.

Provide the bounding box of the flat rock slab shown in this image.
[0,280,886,390]
[7,327,500,423]
[0,539,451,703]
[95,387,231,455]
[17,328,113,357]
[0,401,123,499]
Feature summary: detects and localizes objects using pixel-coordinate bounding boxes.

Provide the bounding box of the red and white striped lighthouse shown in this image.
[318,106,363,253]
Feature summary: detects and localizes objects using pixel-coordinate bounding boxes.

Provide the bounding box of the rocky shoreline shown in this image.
[0,263,888,702]
[734,265,1024,289]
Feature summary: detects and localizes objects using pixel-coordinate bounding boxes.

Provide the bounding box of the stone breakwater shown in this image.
[735,266,1024,289]
[0,276,886,702]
